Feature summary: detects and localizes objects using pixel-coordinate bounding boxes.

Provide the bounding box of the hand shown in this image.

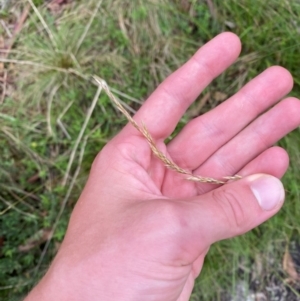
[25,32,300,301]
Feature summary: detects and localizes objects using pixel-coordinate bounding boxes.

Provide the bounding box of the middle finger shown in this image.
[167,66,293,170]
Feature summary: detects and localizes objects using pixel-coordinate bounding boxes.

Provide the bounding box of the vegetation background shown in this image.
[0,0,300,300]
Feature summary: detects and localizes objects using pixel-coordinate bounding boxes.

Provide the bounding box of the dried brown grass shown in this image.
[93,76,241,185]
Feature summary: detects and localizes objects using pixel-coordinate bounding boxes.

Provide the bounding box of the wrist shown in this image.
[24,249,126,301]
[24,260,71,301]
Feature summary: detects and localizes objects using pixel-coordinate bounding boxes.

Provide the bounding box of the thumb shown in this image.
[189,174,285,245]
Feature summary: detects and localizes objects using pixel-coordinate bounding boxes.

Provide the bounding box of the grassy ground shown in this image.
[0,0,300,300]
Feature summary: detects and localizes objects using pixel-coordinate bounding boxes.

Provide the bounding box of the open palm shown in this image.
[26,33,300,301]
[98,32,298,200]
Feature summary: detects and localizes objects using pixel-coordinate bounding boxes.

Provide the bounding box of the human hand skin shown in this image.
[25,32,300,301]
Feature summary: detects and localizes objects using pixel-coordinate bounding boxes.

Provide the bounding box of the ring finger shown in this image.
[167,66,293,171]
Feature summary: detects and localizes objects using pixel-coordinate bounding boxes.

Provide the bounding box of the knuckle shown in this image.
[157,201,192,262]
[133,200,190,263]
[159,201,187,233]
[156,201,191,245]
[212,188,245,232]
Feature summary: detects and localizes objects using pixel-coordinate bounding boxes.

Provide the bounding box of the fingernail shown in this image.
[249,175,285,211]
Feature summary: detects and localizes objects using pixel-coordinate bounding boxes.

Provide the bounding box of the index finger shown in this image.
[123,32,242,140]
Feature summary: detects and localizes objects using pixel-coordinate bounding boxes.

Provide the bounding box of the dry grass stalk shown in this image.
[27,0,58,49]
[61,83,102,187]
[93,76,241,185]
